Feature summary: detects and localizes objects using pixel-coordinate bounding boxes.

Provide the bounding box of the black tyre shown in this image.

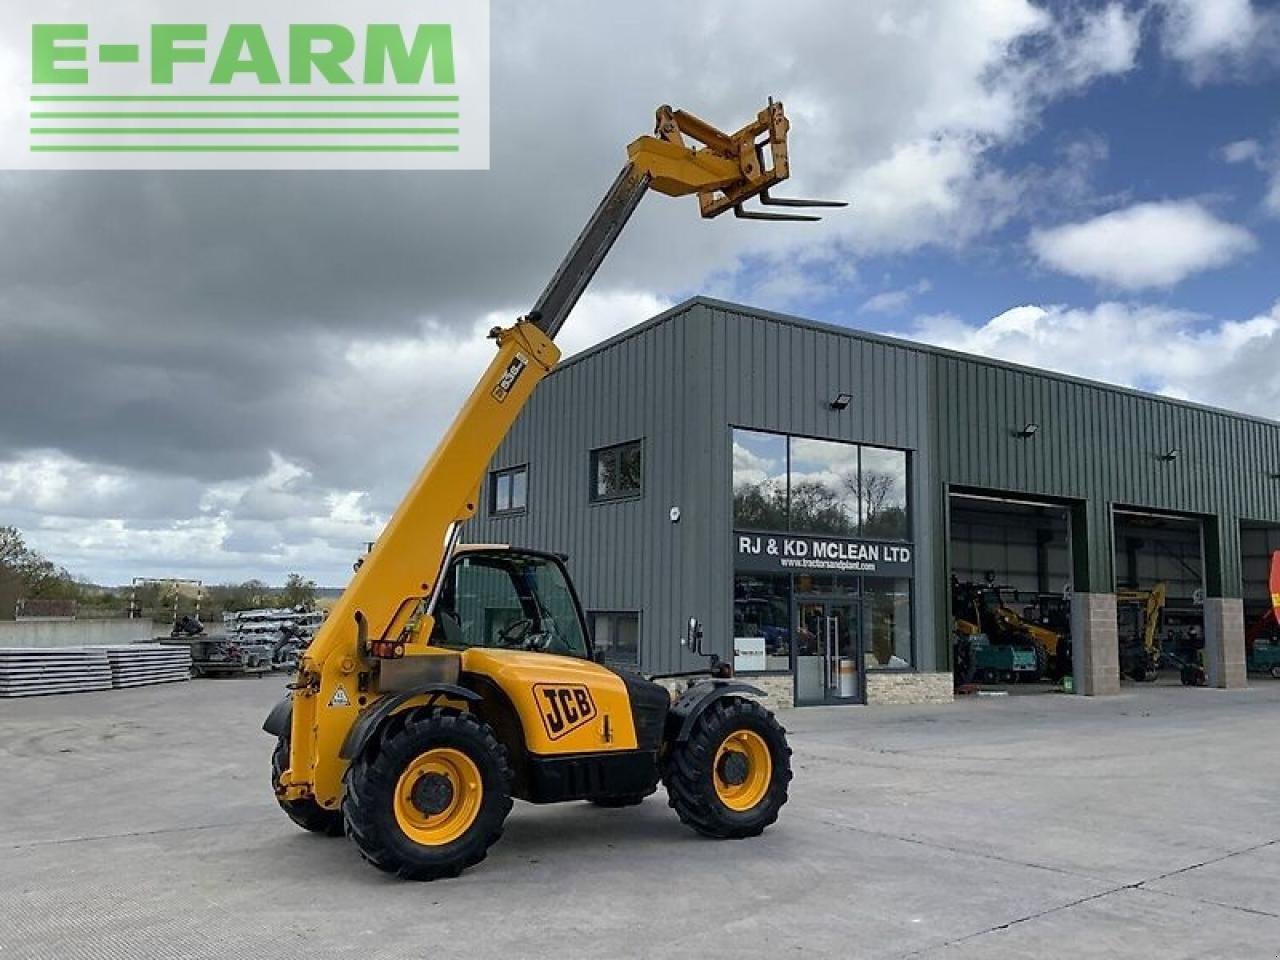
[270,737,345,837]
[662,697,791,839]
[342,708,513,881]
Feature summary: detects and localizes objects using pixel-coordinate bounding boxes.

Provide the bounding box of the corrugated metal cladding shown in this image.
[929,348,1280,590]
[475,297,1280,674]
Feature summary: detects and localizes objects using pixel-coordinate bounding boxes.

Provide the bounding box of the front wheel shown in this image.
[342,709,513,881]
[270,737,345,836]
[662,697,791,839]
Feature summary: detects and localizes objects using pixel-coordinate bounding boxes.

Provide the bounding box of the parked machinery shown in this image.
[1116,583,1165,682]
[1115,582,1207,685]
[951,577,1070,684]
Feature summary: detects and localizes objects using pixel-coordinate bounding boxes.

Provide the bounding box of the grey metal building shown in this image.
[475,297,1280,707]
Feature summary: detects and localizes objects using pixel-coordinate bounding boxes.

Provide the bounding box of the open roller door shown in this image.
[1242,522,1280,679]
[948,492,1073,694]
[1113,509,1206,686]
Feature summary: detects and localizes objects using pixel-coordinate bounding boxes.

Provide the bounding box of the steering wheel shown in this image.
[496,618,533,648]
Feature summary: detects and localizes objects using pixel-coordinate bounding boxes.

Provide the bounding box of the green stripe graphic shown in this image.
[32,128,460,136]
[31,145,462,153]
[31,112,460,119]
[30,95,460,103]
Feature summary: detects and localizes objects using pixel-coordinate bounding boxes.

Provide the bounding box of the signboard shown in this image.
[734,530,914,577]
[732,636,766,673]
[4,1,489,171]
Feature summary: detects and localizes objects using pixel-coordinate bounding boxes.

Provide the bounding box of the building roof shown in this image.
[553,295,1280,430]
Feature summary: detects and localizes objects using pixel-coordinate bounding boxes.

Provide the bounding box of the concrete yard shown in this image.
[2,679,1278,960]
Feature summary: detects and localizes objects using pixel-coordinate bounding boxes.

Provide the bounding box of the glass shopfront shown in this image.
[731,429,915,706]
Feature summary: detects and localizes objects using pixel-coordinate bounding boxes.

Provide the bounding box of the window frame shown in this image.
[589,439,644,504]
[730,427,920,677]
[856,442,913,542]
[429,550,591,660]
[730,426,912,541]
[587,609,642,668]
[488,464,529,517]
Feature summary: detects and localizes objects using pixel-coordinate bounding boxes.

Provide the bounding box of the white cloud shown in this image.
[1223,139,1263,164]
[1,450,385,587]
[860,289,913,314]
[860,278,932,314]
[1156,0,1280,82]
[1057,3,1145,82]
[1220,136,1280,217]
[1029,201,1257,290]
[911,300,1280,417]
[731,441,783,490]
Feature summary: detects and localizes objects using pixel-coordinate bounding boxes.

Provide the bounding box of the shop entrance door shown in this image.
[795,598,863,705]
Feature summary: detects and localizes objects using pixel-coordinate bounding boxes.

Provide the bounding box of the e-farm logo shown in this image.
[3,1,490,170]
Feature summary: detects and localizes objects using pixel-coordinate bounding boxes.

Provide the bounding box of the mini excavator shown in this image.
[264,100,843,880]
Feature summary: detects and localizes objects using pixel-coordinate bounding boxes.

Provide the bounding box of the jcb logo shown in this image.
[492,352,529,402]
[534,683,597,740]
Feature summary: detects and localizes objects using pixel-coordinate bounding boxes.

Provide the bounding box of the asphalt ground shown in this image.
[2,676,1278,959]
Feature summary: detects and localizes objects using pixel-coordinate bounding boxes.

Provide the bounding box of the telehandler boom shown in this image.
[264,100,842,880]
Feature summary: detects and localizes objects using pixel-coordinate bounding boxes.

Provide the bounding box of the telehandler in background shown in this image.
[264,100,843,880]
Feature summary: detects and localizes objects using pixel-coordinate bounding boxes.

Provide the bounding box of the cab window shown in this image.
[429,553,589,659]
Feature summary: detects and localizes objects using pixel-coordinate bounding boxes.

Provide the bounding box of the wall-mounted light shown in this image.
[1159,447,1181,462]
[829,392,853,411]
[1014,422,1039,439]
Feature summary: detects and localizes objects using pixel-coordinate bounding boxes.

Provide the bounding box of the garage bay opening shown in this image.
[948,492,1073,695]
[1112,509,1206,687]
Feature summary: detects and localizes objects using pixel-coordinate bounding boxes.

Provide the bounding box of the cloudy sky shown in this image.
[2,0,1279,587]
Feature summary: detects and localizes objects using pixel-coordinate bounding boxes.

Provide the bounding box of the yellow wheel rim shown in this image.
[713,730,772,812]
[393,748,483,846]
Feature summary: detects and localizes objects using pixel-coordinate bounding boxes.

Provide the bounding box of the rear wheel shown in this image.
[662,697,791,839]
[342,709,513,881]
[270,737,345,836]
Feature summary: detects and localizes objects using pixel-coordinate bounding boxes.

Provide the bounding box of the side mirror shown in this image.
[591,648,606,664]
[685,617,704,655]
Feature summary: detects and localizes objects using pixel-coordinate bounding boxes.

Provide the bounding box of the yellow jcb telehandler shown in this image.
[263,100,843,880]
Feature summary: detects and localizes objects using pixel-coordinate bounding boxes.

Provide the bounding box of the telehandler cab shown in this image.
[263,99,843,880]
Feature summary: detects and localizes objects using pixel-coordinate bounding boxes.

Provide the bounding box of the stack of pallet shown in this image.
[0,647,113,698]
[103,645,193,689]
